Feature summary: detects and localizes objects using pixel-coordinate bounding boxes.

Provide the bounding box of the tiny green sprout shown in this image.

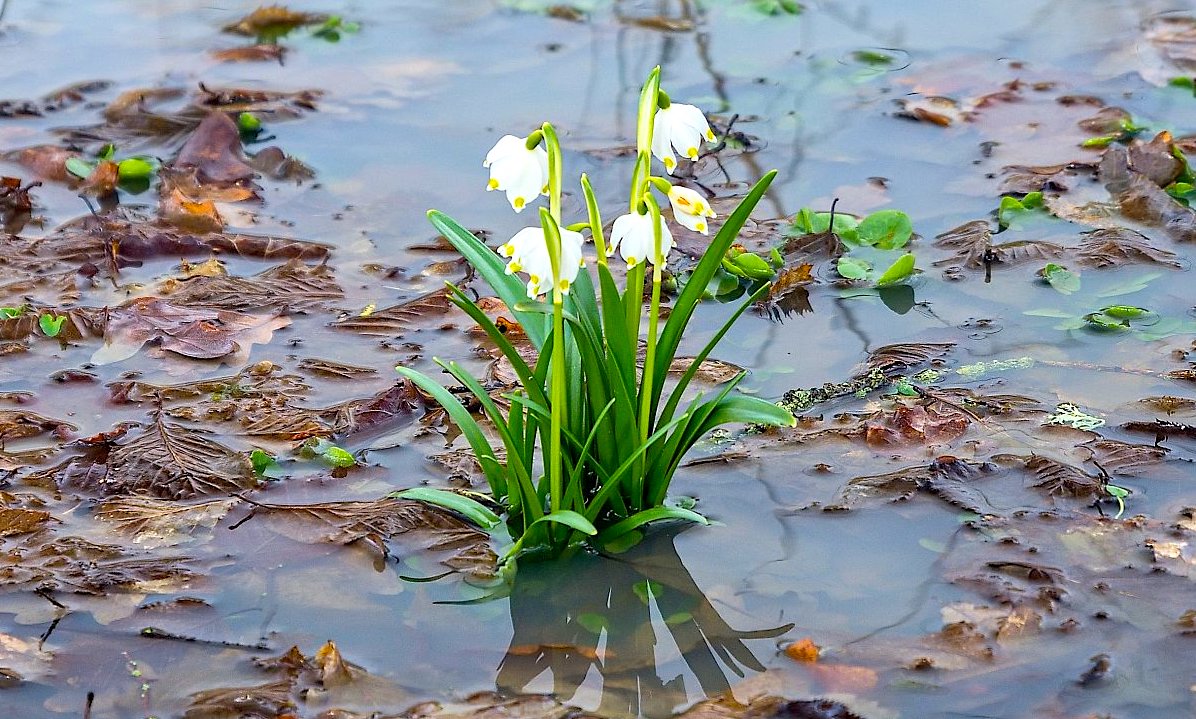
[1105,484,1130,519]
[752,0,803,15]
[38,313,66,337]
[98,143,116,161]
[0,307,23,319]
[312,15,360,41]
[998,192,1046,229]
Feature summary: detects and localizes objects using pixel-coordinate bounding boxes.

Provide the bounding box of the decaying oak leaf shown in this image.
[1101,146,1196,243]
[183,679,296,719]
[95,496,238,548]
[1023,454,1105,498]
[158,187,223,233]
[1076,438,1168,475]
[1138,395,1196,415]
[222,6,330,36]
[247,497,496,578]
[0,507,52,537]
[6,145,77,181]
[108,361,308,404]
[210,44,288,63]
[318,380,424,437]
[668,357,744,384]
[159,259,342,312]
[997,162,1095,194]
[91,296,291,364]
[862,342,954,375]
[0,533,196,594]
[331,286,456,335]
[297,358,378,380]
[98,416,256,499]
[831,456,993,512]
[172,111,257,186]
[195,83,321,117]
[1073,227,1182,268]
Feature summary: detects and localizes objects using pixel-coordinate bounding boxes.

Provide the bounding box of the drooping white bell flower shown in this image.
[651,103,715,175]
[498,226,586,298]
[484,135,549,212]
[608,211,674,268]
[666,185,716,234]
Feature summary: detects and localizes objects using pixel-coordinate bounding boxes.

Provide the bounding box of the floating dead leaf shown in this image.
[1138,395,1196,415]
[94,416,256,499]
[783,638,820,663]
[0,532,196,594]
[80,159,120,197]
[314,640,358,688]
[222,6,329,36]
[0,507,52,537]
[997,162,1095,194]
[158,187,224,233]
[210,44,288,63]
[1129,131,1184,187]
[1101,146,1196,243]
[863,342,954,375]
[172,111,257,186]
[247,497,496,578]
[8,145,77,181]
[1074,227,1183,268]
[184,679,296,719]
[331,286,456,335]
[896,95,970,126]
[1144,15,1196,84]
[108,361,308,404]
[159,259,342,312]
[297,358,378,380]
[92,296,290,364]
[668,357,744,384]
[95,496,238,548]
[0,408,75,441]
[196,83,321,117]
[246,146,315,181]
[1023,454,1105,499]
[623,15,694,32]
[1077,438,1168,475]
[831,456,993,512]
[318,380,424,437]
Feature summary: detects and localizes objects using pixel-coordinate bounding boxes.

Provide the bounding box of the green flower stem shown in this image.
[580,173,607,264]
[538,208,566,517]
[636,194,665,509]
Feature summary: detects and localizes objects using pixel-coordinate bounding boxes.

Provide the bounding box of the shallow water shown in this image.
[1,1,1195,718]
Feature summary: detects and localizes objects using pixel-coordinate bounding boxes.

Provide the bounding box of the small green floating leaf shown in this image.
[852,49,894,66]
[857,209,913,249]
[1083,311,1130,330]
[300,437,357,468]
[875,252,916,286]
[38,313,66,337]
[836,256,871,280]
[117,157,155,181]
[1039,263,1080,295]
[1101,305,1152,320]
[250,448,276,474]
[576,612,607,634]
[0,307,23,319]
[723,250,775,281]
[1105,484,1130,519]
[65,157,95,179]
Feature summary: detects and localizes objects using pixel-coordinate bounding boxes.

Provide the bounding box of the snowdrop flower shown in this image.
[651,103,715,175]
[609,211,674,268]
[484,134,549,212]
[666,185,716,234]
[498,226,586,298]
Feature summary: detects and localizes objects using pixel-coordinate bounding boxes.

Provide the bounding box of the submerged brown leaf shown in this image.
[1024,454,1105,498]
[92,296,290,364]
[222,6,329,36]
[98,416,256,499]
[95,496,238,548]
[331,286,456,335]
[172,111,257,186]
[249,497,496,577]
[832,456,993,512]
[1101,146,1196,243]
[1077,438,1168,475]
[184,679,296,719]
[1074,227,1183,267]
[863,342,954,375]
[159,260,342,312]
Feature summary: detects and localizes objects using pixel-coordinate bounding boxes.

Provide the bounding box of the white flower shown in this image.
[666,185,716,234]
[609,211,674,268]
[484,135,549,212]
[651,103,715,175]
[498,225,586,298]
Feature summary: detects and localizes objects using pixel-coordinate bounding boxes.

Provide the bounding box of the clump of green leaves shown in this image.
[791,207,918,286]
[750,0,803,15]
[1165,145,1196,206]
[1083,305,1157,331]
[299,438,356,468]
[66,144,157,190]
[397,69,794,564]
[997,191,1046,229]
